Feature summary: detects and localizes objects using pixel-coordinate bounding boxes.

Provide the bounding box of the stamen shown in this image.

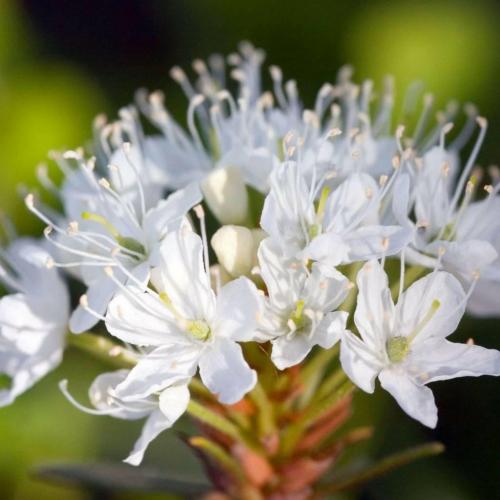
[448,116,488,218]
[194,205,210,273]
[407,299,441,342]
[59,380,132,416]
[187,95,206,151]
[81,212,120,239]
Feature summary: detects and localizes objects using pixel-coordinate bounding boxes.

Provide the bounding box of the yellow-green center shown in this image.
[386,336,410,363]
[186,320,211,341]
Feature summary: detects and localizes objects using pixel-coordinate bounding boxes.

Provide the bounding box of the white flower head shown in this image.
[391,116,500,316]
[104,227,262,405]
[340,260,500,427]
[261,160,411,264]
[60,370,190,466]
[0,238,69,406]
[26,150,202,333]
[257,238,350,369]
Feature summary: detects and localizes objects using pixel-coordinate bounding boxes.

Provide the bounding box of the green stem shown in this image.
[249,381,276,438]
[315,367,347,402]
[280,380,354,458]
[299,344,339,392]
[314,442,445,496]
[66,332,136,368]
[189,436,245,483]
[187,400,259,451]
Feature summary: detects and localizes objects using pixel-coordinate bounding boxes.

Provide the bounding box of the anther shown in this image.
[68,222,79,235]
[379,175,389,187]
[99,178,111,189]
[170,66,187,83]
[193,204,205,219]
[25,193,35,208]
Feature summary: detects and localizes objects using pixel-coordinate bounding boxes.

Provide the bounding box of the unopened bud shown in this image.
[201,166,249,225]
[211,225,256,278]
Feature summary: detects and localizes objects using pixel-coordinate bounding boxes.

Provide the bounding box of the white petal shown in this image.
[213,277,262,341]
[0,294,51,354]
[114,344,199,400]
[158,383,190,421]
[456,197,500,241]
[378,369,438,428]
[303,264,349,311]
[467,277,500,317]
[354,260,394,353]
[272,311,347,370]
[271,333,313,370]
[89,370,152,420]
[340,330,382,394]
[143,182,202,247]
[124,409,173,466]
[323,173,378,232]
[105,288,178,346]
[219,147,276,193]
[343,225,412,263]
[314,311,348,349]
[410,338,500,384]
[258,238,302,309]
[198,339,256,404]
[70,275,118,334]
[303,233,350,267]
[260,162,313,256]
[414,146,453,233]
[396,271,466,343]
[391,173,411,226]
[0,334,63,407]
[156,230,216,321]
[438,239,498,281]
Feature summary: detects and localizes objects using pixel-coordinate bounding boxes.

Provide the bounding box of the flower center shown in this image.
[308,186,331,240]
[81,211,145,256]
[186,320,212,341]
[386,336,410,363]
[386,299,441,363]
[288,299,310,332]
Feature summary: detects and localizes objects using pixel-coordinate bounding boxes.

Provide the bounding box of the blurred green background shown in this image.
[0,0,499,498]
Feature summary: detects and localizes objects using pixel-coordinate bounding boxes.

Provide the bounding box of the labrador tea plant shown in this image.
[1,42,500,499]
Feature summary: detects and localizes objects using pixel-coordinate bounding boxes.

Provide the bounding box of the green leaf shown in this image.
[314,441,445,496]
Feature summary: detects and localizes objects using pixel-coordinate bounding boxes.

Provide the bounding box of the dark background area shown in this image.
[0,1,498,498]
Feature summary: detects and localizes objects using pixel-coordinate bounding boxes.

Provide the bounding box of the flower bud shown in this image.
[201,166,249,225]
[211,225,263,278]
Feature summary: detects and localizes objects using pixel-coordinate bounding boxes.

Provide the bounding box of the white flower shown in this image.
[340,260,500,427]
[134,42,294,195]
[261,160,411,264]
[0,238,69,406]
[26,151,202,333]
[392,118,500,316]
[104,228,262,405]
[257,238,349,369]
[60,370,190,466]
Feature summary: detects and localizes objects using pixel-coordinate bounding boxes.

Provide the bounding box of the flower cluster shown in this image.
[1,42,499,483]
